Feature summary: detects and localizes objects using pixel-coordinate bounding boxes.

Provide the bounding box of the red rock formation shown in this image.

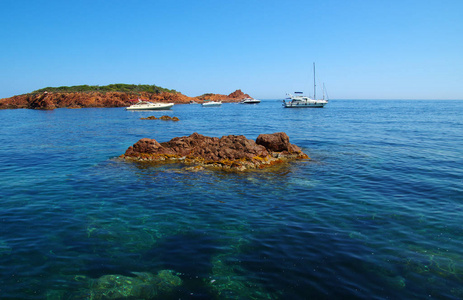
[255,132,303,153]
[227,89,250,99]
[195,89,251,103]
[0,89,252,110]
[122,132,309,171]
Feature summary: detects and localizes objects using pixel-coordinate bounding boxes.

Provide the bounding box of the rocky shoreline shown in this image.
[121,132,309,171]
[0,89,251,110]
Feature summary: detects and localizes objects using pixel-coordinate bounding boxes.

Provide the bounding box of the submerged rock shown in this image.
[121,132,309,171]
[74,270,182,299]
[0,240,12,256]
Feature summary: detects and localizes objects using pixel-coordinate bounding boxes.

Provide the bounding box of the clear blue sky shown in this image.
[1,0,462,99]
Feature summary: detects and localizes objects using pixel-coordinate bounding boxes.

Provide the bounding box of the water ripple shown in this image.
[1,101,463,299]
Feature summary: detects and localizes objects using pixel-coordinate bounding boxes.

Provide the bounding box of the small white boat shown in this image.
[201,100,222,107]
[283,63,328,108]
[240,98,261,104]
[126,99,174,110]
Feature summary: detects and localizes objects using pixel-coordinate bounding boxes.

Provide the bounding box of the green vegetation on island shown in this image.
[32,83,178,94]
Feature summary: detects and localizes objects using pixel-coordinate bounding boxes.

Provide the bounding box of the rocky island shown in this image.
[121,132,309,171]
[0,84,251,110]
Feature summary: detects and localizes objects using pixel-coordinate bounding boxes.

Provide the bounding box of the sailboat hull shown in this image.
[283,99,328,108]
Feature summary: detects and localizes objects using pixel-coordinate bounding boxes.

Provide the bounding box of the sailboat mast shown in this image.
[313,62,316,100]
[323,83,325,100]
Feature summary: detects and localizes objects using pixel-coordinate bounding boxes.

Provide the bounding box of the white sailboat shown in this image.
[283,63,328,108]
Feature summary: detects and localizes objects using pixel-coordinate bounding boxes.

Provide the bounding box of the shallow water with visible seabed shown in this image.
[0,99,462,299]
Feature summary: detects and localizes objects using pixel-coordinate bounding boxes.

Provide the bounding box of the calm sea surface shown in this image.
[0,100,462,299]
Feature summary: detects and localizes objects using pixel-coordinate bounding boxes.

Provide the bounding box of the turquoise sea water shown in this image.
[0,100,462,299]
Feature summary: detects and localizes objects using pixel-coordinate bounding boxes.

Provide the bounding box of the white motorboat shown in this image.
[283,63,328,108]
[126,99,174,110]
[240,97,261,104]
[201,100,222,107]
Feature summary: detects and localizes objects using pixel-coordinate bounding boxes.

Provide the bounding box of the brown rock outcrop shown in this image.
[121,132,308,171]
[256,132,303,153]
[140,115,179,121]
[0,89,252,110]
